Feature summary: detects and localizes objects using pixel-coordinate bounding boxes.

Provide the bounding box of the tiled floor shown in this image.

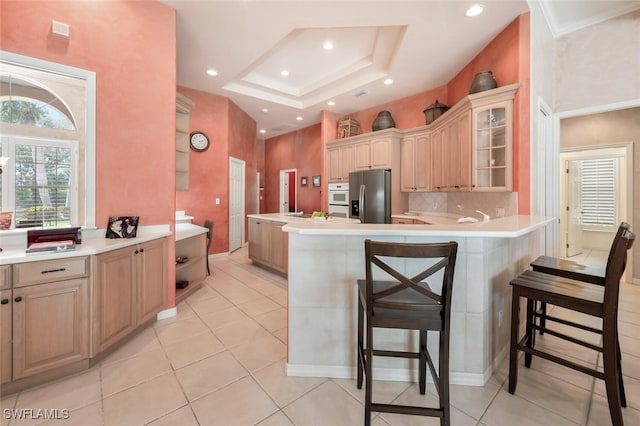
[2,247,640,425]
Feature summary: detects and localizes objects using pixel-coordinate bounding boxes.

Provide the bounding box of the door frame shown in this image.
[279,168,297,213]
[229,157,245,252]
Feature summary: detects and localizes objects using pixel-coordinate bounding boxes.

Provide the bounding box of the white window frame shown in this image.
[579,157,618,229]
[0,51,96,229]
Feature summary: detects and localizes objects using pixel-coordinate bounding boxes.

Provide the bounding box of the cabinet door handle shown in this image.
[41,268,66,274]
[14,296,22,303]
[134,250,139,254]
[1,299,8,305]
[139,248,144,253]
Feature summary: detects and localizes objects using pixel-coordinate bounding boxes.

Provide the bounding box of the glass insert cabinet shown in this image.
[472,98,513,191]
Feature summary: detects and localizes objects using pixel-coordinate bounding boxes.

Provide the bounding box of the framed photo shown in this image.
[106,216,139,239]
[312,175,321,187]
[301,176,308,186]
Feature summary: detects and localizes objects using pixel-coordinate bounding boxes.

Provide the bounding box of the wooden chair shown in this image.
[509,228,635,426]
[357,239,458,426]
[204,220,214,276]
[530,222,630,334]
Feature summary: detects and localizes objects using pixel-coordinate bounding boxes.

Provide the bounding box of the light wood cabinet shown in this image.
[175,230,207,304]
[0,265,10,289]
[470,86,517,191]
[354,137,391,170]
[4,258,89,382]
[93,239,166,355]
[248,218,288,275]
[327,144,354,182]
[1,288,12,384]
[401,132,431,192]
[429,110,472,192]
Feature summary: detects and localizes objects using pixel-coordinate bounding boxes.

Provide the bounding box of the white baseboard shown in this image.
[285,363,487,386]
[157,307,177,321]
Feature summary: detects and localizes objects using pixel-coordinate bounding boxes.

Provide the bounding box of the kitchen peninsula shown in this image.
[282,215,554,386]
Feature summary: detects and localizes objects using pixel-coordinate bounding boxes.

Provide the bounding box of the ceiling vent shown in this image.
[353,89,370,97]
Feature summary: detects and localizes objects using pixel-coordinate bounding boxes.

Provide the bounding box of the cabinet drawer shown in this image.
[0,266,10,290]
[14,257,89,287]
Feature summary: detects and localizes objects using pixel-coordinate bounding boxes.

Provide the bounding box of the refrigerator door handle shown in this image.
[359,184,366,223]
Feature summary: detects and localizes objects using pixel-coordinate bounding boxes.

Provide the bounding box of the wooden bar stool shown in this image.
[530,222,629,334]
[204,220,214,276]
[509,229,635,426]
[357,239,458,426]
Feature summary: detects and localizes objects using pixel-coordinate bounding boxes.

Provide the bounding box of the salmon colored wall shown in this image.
[228,100,259,238]
[264,123,323,213]
[1,1,178,305]
[175,87,230,254]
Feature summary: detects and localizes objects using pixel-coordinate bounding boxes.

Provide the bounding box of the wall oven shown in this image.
[328,183,349,217]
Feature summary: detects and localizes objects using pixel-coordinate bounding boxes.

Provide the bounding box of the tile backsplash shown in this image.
[408,192,518,218]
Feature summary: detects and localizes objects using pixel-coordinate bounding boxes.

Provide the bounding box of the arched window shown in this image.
[0,52,95,230]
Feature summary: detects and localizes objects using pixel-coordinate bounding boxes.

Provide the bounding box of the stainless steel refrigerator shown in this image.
[349,169,391,224]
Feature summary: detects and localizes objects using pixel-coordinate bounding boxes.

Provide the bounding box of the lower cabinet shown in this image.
[2,258,89,384]
[92,238,166,355]
[248,218,288,275]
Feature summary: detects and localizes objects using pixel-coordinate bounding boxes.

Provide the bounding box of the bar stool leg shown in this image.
[617,336,627,407]
[419,330,427,395]
[364,310,373,426]
[539,302,547,334]
[508,287,520,394]
[440,328,451,426]
[524,298,535,368]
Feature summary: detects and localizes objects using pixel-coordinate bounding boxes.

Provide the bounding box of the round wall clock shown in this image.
[189,131,210,152]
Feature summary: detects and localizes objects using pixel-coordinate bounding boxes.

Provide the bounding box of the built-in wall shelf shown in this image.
[176,93,194,191]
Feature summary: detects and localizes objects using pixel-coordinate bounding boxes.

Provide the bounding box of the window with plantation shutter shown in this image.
[580,158,617,227]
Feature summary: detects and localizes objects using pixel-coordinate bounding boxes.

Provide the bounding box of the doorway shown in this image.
[560,145,631,258]
[279,169,297,213]
[229,157,245,253]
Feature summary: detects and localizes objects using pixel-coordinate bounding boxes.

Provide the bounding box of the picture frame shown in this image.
[105,216,139,239]
[301,176,308,186]
[312,175,321,187]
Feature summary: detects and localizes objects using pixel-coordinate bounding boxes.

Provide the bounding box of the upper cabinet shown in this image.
[327,143,354,182]
[176,93,194,191]
[470,84,518,192]
[401,131,431,192]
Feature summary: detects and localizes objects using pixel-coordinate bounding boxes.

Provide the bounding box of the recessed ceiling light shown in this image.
[327,101,335,106]
[383,78,394,85]
[259,129,266,134]
[296,116,303,121]
[261,108,269,113]
[323,41,334,50]
[465,4,484,17]
[281,69,289,77]
[206,69,218,76]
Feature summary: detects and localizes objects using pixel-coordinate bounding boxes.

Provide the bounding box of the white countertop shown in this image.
[247,213,360,225]
[392,211,461,225]
[175,223,208,241]
[0,225,172,265]
[282,215,555,238]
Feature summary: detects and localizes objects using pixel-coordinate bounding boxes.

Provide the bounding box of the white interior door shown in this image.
[229,157,245,253]
[279,169,296,213]
[566,159,583,257]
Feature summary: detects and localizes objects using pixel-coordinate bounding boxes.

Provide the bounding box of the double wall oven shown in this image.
[327,183,349,217]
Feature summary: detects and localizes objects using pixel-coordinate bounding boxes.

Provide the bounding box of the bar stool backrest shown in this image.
[605,222,631,268]
[603,229,635,322]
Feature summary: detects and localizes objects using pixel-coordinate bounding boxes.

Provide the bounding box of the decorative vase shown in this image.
[469,70,498,94]
[372,110,396,131]
[423,100,450,125]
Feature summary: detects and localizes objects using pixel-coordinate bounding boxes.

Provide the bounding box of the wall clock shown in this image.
[189,131,210,152]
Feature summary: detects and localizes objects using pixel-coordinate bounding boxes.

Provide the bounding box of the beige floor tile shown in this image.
[174,350,248,402]
[103,372,186,426]
[593,372,640,411]
[1,393,17,412]
[252,360,326,407]
[213,317,270,348]
[481,390,580,426]
[256,410,295,425]
[218,286,264,305]
[237,295,282,317]
[154,316,210,346]
[525,354,596,391]
[449,380,501,420]
[15,367,101,413]
[378,383,476,426]
[191,376,279,425]
[588,393,640,426]
[283,380,363,426]
[229,334,286,372]
[254,308,287,333]
[182,284,219,303]
[101,348,172,397]
[199,306,248,331]
[506,365,591,424]
[39,401,102,426]
[146,405,199,426]
[332,378,411,406]
[153,300,198,326]
[273,327,288,344]
[620,334,640,358]
[99,326,162,366]
[162,330,226,369]
[248,280,286,297]
[187,294,233,317]
[267,289,288,307]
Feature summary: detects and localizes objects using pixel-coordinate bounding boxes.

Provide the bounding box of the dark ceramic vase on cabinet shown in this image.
[372,110,395,131]
[469,71,498,94]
